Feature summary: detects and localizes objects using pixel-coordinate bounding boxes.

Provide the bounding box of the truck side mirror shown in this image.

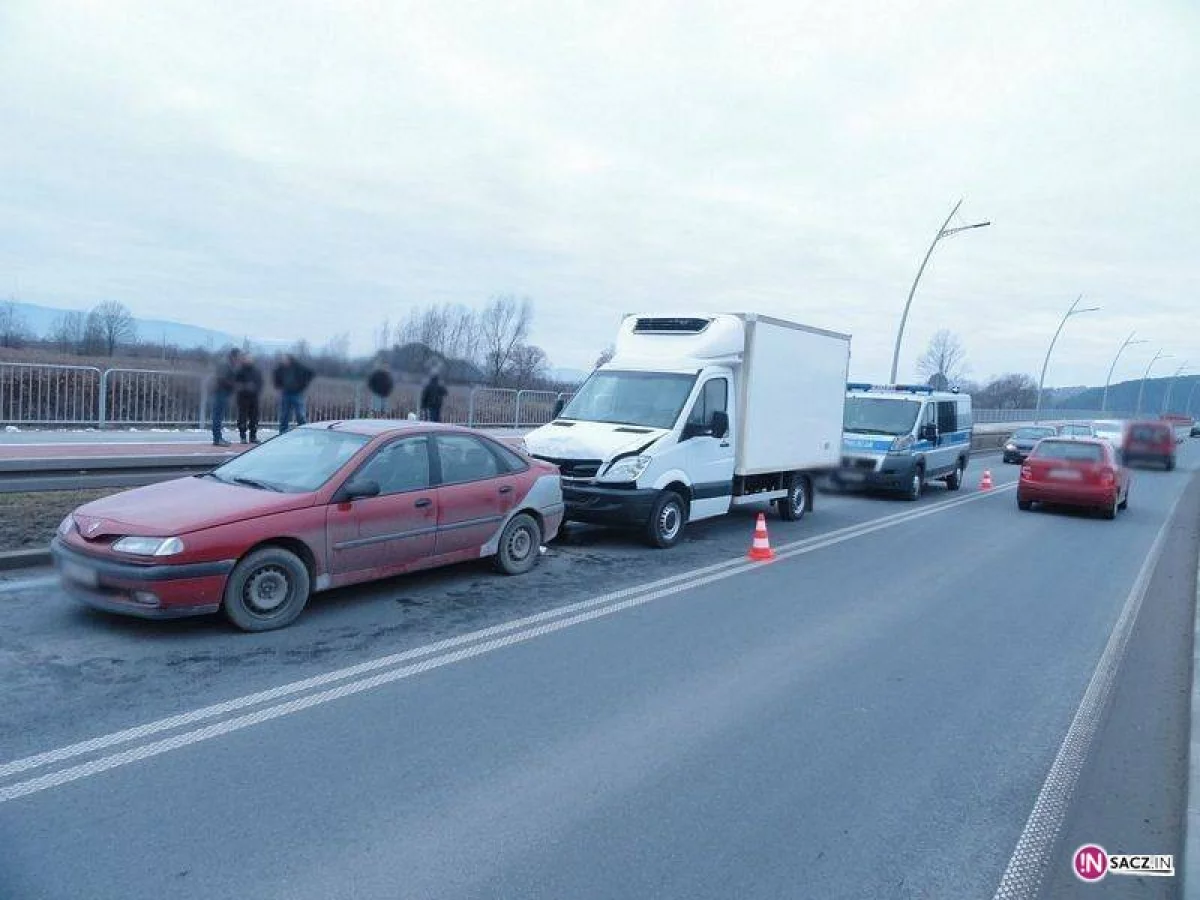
[919,423,938,442]
[710,410,729,439]
[552,398,565,418]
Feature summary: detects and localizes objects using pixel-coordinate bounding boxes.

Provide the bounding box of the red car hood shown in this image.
[72,477,315,538]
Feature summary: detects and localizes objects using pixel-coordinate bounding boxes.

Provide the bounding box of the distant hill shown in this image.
[7,300,289,352]
[1055,374,1200,415]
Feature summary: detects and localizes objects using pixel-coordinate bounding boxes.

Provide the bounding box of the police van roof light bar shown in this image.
[846,382,935,395]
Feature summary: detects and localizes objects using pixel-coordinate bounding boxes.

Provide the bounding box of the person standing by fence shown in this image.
[210,348,242,447]
[366,360,394,418]
[420,373,448,422]
[235,353,263,444]
[273,353,314,433]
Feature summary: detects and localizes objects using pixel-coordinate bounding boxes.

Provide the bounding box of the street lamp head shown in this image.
[1072,306,1102,315]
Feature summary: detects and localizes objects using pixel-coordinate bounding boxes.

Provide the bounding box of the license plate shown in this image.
[1049,468,1082,480]
[61,560,98,588]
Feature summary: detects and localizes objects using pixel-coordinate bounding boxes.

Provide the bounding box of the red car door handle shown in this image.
[414,498,433,508]
[498,485,514,494]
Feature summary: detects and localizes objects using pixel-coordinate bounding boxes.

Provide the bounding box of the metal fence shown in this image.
[0,362,575,431]
[0,363,102,426]
[974,408,1139,424]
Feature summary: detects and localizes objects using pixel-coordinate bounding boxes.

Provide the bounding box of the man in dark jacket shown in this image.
[366,361,394,418]
[234,354,264,444]
[420,374,448,422]
[211,348,242,447]
[273,353,315,434]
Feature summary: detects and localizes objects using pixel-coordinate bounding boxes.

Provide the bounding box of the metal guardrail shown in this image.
[974,408,1138,424]
[0,362,103,426]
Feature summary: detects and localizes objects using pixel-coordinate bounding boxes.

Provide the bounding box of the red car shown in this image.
[1017,437,1130,519]
[1123,420,1176,470]
[51,421,565,631]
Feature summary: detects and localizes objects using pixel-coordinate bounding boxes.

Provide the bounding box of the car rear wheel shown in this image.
[1018,499,1033,511]
[494,513,542,575]
[645,490,687,549]
[1166,457,1175,471]
[945,459,965,491]
[223,547,311,632]
[776,475,808,521]
[1102,494,1118,520]
[1119,486,1129,510]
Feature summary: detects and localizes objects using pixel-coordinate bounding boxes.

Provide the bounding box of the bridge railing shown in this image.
[0,362,103,426]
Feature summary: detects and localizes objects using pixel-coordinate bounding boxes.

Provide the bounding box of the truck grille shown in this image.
[531,456,603,480]
[842,456,878,471]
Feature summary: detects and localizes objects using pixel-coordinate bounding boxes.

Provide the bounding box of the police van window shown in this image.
[921,403,936,428]
[957,398,973,430]
[937,401,957,433]
[687,379,728,427]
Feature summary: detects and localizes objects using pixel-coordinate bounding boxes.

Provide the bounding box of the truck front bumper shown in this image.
[834,454,920,492]
[562,483,659,526]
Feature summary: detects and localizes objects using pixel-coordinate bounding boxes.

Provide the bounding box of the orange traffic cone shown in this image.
[979,469,994,491]
[748,513,775,561]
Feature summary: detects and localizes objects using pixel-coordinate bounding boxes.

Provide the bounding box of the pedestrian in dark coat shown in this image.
[366,361,394,417]
[273,353,315,434]
[420,374,448,422]
[211,348,242,447]
[234,354,264,443]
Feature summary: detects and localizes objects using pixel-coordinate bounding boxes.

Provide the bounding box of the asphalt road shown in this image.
[0,446,1197,899]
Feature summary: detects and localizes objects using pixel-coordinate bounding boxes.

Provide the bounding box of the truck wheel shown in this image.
[904,469,924,501]
[777,475,808,521]
[645,490,687,549]
[223,547,311,632]
[945,459,965,491]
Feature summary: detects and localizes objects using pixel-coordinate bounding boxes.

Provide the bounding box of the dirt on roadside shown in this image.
[0,489,121,551]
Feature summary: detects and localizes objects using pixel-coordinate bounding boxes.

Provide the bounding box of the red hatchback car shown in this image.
[1017,437,1130,519]
[1123,420,1176,470]
[51,421,565,631]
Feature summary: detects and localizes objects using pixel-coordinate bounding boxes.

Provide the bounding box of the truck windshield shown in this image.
[560,371,697,430]
[844,397,921,436]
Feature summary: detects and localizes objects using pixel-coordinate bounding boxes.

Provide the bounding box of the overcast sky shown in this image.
[1,0,1196,384]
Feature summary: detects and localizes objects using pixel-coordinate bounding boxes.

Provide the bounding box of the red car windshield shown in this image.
[213,429,371,492]
[1031,441,1105,462]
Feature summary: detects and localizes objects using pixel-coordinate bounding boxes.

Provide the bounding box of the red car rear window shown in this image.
[1129,425,1169,442]
[1031,440,1105,462]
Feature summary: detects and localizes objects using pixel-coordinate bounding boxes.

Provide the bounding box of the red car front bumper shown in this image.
[51,538,234,619]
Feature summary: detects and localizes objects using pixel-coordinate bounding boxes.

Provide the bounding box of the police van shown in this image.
[838,383,973,499]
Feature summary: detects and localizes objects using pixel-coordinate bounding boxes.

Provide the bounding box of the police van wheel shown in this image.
[946,459,965,491]
[645,491,687,549]
[777,476,808,521]
[904,470,923,501]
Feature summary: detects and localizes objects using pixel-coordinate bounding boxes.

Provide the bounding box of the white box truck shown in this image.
[523,313,851,547]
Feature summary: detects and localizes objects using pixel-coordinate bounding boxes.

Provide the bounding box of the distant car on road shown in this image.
[1017,437,1130,519]
[1056,422,1096,438]
[1091,419,1125,447]
[51,421,565,631]
[1123,420,1176,470]
[1192,421,1200,438]
[1001,425,1057,464]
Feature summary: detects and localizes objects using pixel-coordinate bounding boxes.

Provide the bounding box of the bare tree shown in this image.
[49,310,87,353]
[0,300,30,348]
[505,344,549,388]
[321,332,351,361]
[975,373,1038,409]
[915,329,968,389]
[595,344,615,369]
[374,318,392,352]
[89,300,137,356]
[480,294,532,385]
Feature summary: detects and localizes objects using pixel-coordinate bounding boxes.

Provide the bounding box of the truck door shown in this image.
[933,399,960,475]
[681,377,734,521]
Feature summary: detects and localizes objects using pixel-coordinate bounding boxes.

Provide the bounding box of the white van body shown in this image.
[523,313,851,547]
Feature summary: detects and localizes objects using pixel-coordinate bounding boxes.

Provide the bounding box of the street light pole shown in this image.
[889,199,991,383]
[1034,295,1101,423]
[1162,363,1189,414]
[1101,331,1146,413]
[1135,349,1170,416]
[1187,379,1200,415]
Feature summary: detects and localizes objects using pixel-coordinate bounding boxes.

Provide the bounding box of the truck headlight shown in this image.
[57,515,75,536]
[599,455,652,483]
[112,536,185,557]
[891,434,915,452]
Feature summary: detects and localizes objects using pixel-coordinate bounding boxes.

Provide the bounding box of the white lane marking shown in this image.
[0,482,1015,803]
[0,483,1011,782]
[991,490,1185,900]
[0,575,57,593]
